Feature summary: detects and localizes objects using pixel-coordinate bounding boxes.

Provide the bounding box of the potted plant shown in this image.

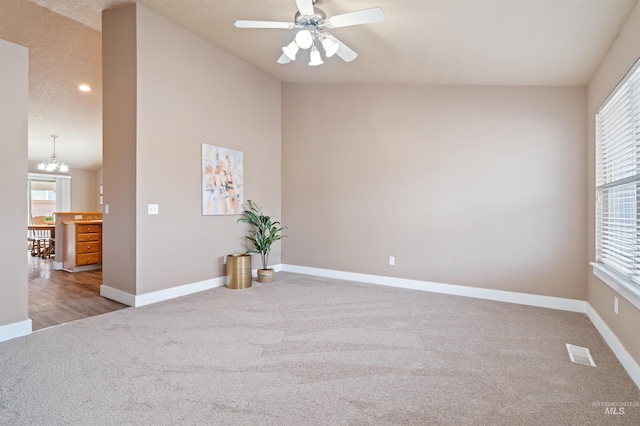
[237,200,286,283]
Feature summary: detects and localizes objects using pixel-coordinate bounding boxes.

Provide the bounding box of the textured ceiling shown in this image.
[3,0,639,171]
[2,0,102,171]
[31,0,639,86]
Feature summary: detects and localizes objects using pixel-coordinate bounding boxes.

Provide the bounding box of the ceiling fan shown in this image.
[234,0,385,66]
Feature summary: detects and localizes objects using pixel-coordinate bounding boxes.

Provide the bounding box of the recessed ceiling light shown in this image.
[79,85,91,92]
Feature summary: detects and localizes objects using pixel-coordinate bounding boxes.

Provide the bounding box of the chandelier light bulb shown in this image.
[282,40,300,61]
[321,37,339,58]
[309,45,324,66]
[295,29,313,49]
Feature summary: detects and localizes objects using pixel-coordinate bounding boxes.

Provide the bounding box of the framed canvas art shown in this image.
[202,144,243,215]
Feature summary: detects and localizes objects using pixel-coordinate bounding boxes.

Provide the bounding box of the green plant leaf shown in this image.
[237,200,286,269]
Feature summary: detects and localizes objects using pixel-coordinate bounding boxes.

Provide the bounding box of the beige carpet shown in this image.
[1,272,639,425]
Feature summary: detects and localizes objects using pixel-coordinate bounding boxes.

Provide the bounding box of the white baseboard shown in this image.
[101,276,228,308]
[100,285,137,307]
[586,304,640,389]
[281,264,587,313]
[0,318,32,342]
[101,265,284,308]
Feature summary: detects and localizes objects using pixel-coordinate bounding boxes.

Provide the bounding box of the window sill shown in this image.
[591,262,640,311]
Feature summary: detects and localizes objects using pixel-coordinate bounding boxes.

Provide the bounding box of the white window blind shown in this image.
[596,58,640,287]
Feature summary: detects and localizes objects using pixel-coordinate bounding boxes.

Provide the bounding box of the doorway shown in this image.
[26,174,126,331]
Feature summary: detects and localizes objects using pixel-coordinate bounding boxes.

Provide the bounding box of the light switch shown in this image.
[105,204,109,214]
[148,204,159,215]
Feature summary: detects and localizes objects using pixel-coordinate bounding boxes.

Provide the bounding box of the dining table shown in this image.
[28,224,55,238]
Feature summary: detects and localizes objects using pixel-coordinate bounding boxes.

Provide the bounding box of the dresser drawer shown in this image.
[77,224,101,234]
[78,233,100,242]
[77,252,100,266]
[77,242,99,254]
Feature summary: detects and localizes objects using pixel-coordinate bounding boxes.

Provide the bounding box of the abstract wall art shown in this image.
[202,144,243,215]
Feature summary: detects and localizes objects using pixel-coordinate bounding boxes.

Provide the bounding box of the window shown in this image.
[27,173,71,223]
[595,58,640,293]
[28,179,56,222]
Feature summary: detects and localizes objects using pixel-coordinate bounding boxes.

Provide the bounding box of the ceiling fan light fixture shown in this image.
[295,29,314,49]
[235,3,385,65]
[309,45,324,66]
[321,37,339,57]
[282,40,300,60]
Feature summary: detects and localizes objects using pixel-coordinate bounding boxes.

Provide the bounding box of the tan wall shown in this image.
[102,4,138,295]
[587,1,640,365]
[103,4,281,296]
[68,168,98,211]
[282,84,587,300]
[0,39,29,328]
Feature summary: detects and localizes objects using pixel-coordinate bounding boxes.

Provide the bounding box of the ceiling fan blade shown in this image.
[295,0,315,16]
[325,7,385,28]
[330,36,358,62]
[277,53,292,64]
[234,20,294,29]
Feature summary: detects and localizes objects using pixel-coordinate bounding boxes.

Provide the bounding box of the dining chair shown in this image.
[31,216,48,225]
[28,229,52,257]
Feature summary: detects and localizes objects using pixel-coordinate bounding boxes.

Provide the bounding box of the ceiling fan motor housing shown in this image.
[294,7,327,28]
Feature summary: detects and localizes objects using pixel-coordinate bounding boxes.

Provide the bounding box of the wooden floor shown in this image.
[28,254,128,331]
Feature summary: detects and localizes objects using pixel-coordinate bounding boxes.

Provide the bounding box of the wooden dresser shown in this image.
[53,212,102,271]
[62,220,102,272]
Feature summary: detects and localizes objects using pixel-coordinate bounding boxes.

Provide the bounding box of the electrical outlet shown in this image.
[389,256,395,266]
[148,204,159,215]
[614,297,619,315]
[105,204,109,214]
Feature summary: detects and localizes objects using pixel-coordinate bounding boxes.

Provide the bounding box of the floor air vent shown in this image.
[566,343,596,367]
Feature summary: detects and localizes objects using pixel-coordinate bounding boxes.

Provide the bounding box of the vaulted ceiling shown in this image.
[3,0,638,171]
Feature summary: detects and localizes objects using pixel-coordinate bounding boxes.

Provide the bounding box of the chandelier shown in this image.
[38,135,69,172]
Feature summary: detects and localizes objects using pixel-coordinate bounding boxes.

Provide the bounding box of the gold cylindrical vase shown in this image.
[227,254,252,290]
